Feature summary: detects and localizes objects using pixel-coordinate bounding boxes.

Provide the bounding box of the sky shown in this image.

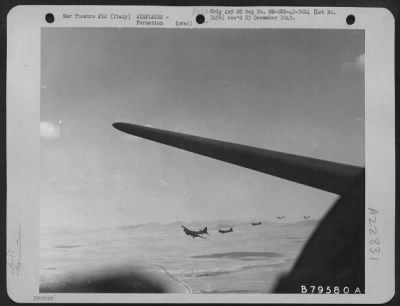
[40,28,364,229]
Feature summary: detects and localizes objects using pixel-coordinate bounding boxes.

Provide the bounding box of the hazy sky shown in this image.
[40,28,364,229]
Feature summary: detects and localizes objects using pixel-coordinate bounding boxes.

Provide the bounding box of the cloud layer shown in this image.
[341,53,365,72]
[40,121,60,140]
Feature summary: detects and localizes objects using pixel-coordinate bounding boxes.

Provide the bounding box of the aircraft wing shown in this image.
[182,226,201,236]
[113,122,363,195]
[181,226,191,234]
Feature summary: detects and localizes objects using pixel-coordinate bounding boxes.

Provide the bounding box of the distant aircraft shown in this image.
[218,227,233,234]
[251,221,262,226]
[303,216,310,219]
[112,122,365,293]
[181,225,208,238]
[277,216,285,219]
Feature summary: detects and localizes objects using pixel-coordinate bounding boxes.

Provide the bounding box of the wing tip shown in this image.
[112,122,124,130]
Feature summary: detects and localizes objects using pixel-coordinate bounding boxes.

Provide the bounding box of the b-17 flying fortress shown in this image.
[181,225,209,238]
[218,227,233,234]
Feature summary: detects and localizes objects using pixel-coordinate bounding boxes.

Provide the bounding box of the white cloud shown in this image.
[40,121,60,140]
[341,53,365,72]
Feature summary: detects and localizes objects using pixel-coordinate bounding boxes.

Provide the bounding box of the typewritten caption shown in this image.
[202,8,336,22]
[60,8,337,25]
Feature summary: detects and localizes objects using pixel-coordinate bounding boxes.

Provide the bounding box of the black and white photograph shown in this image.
[39,27,365,294]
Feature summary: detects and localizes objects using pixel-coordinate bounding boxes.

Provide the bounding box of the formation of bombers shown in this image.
[181,216,310,238]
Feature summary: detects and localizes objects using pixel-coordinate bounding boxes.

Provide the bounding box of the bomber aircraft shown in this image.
[181,225,209,238]
[218,227,233,234]
[251,221,262,226]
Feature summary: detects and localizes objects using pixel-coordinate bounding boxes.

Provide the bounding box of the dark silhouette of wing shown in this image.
[113,122,365,293]
[274,171,364,293]
[181,225,193,236]
[113,122,363,195]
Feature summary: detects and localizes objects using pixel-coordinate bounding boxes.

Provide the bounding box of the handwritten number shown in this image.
[369,247,381,254]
